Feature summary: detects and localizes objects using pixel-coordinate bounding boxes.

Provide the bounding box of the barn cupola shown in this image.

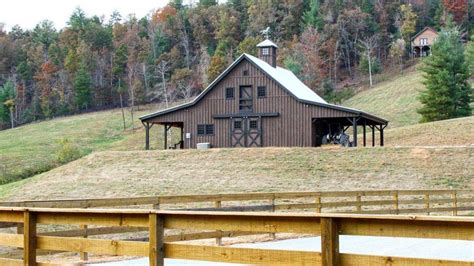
[257,39,278,68]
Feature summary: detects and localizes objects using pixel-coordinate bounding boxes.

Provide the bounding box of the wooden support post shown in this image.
[321,218,340,266]
[393,192,399,215]
[163,125,168,150]
[352,118,358,147]
[356,195,362,212]
[80,225,88,261]
[153,198,160,210]
[180,126,184,149]
[23,211,36,266]
[315,196,322,213]
[371,125,375,147]
[424,193,430,215]
[380,125,385,147]
[145,123,150,150]
[452,192,458,216]
[363,122,366,147]
[214,201,223,246]
[149,213,164,266]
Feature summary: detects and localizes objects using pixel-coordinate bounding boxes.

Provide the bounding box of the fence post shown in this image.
[452,192,458,216]
[424,193,430,215]
[356,194,362,212]
[80,225,88,261]
[149,213,164,266]
[321,217,340,266]
[23,210,37,266]
[153,198,160,210]
[315,196,322,213]
[393,191,399,215]
[214,201,222,246]
[269,197,276,239]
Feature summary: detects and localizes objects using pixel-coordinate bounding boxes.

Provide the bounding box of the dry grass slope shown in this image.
[1,147,472,201]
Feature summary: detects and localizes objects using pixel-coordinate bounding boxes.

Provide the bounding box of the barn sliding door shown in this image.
[231,117,261,147]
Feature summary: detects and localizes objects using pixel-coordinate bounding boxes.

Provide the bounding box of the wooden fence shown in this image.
[2,189,473,215]
[0,207,472,266]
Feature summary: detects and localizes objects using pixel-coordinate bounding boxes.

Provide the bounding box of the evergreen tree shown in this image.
[0,81,15,128]
[467,35,474,76]
[418,21,472,122]
[74,63,92,110]
[303,0,323,30]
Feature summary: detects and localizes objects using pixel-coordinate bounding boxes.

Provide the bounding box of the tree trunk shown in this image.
[367,51,373,87]
[10,108,14,129]
[162,71,168,108]
[119,79,126,131]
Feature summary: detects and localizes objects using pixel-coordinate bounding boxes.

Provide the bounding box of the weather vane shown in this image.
[260,27,271,39]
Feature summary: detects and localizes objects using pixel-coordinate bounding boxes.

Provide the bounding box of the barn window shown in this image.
[243,70,249,76]
[249,120,258,129]
[257,86,266,98]
[262,48,269,55]
[234,121,242,129]
[197,124,214,136]
[225,87,234,99]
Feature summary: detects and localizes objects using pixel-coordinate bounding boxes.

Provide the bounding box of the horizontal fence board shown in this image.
[36,212,148,227]
[340,253,474,266]
[0,211,23,223]
[0,257,23,266]
[165,243,322,265]
[0,233,22,248]
[42,226,147,237]
[36,236,148,257]
[164,213,321,234]
[340,218,474,240]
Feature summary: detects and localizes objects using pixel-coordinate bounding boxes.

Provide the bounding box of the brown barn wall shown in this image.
[146,58,355,148]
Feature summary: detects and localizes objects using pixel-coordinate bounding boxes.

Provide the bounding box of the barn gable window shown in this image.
[225,87,234,99]
[243,70,249,76]
[257,86,266,98]
[262,48,269,55]
[197,124,214,136]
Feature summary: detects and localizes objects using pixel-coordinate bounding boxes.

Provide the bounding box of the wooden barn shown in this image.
[140,39,388,149]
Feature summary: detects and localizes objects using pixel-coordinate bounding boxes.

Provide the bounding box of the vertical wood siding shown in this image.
[146,59,355,148]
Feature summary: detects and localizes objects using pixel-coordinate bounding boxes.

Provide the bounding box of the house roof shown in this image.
[140,53,388,124]
[256,39,278,48]
[411,27,438,40]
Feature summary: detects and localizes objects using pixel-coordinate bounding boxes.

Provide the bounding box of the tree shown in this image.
[113,44,128,130]
[74,63,92,110]
[0,81,15,128]
[303,0,323,30]
[207,54,226,83]
[466,35,474,76]
[418,22,472,122]
[399,4,417,48]
[389,38,406,72]
[359,35,379,87]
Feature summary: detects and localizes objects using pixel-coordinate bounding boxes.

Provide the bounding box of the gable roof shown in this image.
[140,54,388,124]
[257,39,278,48]
[411,27,438,40]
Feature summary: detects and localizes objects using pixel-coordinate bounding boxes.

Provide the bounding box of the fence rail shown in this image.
[0,207,472,265]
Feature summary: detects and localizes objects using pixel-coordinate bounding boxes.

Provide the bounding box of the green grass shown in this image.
[0,105,167,184]
[343,67,424,128]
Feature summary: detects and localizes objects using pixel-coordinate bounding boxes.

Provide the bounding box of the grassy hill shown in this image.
[343,67,424,128]
[0,105,168,184]
[1,146,472,201]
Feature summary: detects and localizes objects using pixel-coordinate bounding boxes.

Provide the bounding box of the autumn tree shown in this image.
[399,4,417,50]
[0,81,15,128]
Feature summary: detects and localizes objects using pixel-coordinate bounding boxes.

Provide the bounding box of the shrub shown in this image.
[56,138,81,164]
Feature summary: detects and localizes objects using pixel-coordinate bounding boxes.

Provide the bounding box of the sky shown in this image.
[0,0,170,31]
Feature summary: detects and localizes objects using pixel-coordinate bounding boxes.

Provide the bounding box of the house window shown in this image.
[262,48,269,55]
[234,121,242,129]
[243,70,249,76]
[249,120,258,129]
[197,124,214,136]
[420,38,428,45]
[257,86,266,98]
[225,87,234,99]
